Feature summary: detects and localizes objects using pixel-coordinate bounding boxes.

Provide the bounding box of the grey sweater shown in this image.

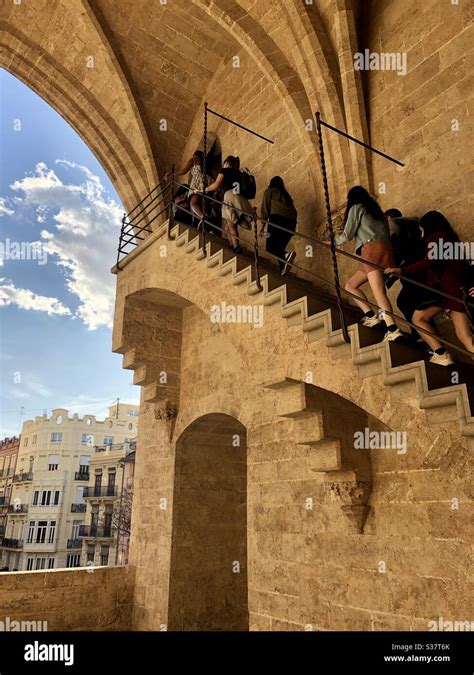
[335,204,390,251]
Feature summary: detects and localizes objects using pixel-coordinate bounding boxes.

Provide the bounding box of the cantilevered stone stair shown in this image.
[167,220,474,440]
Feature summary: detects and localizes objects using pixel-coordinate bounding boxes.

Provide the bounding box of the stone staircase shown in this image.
[167,220,473,439]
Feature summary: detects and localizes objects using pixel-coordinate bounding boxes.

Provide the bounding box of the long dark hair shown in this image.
[419,210,459,241]
[269,175,294,206]
[193,150,204,166]
[343,186,385,224]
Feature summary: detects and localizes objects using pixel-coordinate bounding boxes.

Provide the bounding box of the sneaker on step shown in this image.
[383,327,403,342]
[429,350,454,366]
[360,314,381,328]
[281,251,296,276]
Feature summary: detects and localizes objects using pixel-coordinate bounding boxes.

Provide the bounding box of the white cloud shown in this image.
[0,278,71,316]
[10,161,122,330]
[0,197,14,217]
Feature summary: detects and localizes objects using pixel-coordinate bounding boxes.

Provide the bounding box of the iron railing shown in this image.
[75,471,90,481]
[83,486,117,499]
[1,538,23,549]
[71,503,87,513]
[115,109,473,361]
[67,538,82,549]
[12,472,33,483]
[8,504,28,513]
[79,525,113,538]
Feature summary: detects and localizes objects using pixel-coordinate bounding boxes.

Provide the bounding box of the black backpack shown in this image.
[239,168,256,200]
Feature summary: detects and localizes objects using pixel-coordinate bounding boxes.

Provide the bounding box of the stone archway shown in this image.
[168,413,248,631]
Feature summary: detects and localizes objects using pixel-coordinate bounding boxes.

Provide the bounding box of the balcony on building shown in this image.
[67,538,82,549]
[1,538,24,549]
[12,471,33,483]
[7,504,28,514]
[74,470,90,481]
[78,525,113,539]
[71,503,87,513]
[83,486,117,499]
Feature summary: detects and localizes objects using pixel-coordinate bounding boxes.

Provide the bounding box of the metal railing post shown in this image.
[253,207,262,292]
[199,101,208,257]
[315,111,350,343]
[116,213,127,269]
[167,165,175,239]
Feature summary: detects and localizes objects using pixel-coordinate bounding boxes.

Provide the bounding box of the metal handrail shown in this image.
[126,178,172,220]
[116,178,473,359]
[189,183,471,307]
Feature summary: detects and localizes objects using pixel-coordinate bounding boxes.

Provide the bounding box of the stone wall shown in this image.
[0,566,133,631]
[114,227,472,631]
[359,0,473,238]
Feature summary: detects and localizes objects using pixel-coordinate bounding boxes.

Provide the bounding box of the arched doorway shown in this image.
[168,413,248,631]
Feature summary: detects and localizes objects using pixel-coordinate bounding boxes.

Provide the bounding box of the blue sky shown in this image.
[0,69,139,437]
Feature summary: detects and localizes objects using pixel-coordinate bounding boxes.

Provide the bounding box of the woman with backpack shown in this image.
[327,186,403,342]
[201,156,253,253]
[386,211,474,365]
[259,176,298,275]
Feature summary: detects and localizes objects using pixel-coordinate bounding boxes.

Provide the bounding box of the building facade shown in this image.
[80,439,136,568]
[0,436,20,564]
[0,404,138,572]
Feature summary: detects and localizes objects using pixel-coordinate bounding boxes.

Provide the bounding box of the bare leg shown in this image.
[345,270,370,313]
[190,194,203,219]
[412,306,443,350]
[367,269,396,327]
[450,311,474,353]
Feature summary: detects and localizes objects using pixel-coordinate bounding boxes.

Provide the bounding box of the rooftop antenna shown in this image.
[18,405,25,433]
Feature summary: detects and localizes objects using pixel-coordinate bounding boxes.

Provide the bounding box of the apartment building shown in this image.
[80,438,136,568]
[0,403,138,571]
[0,436,20,563]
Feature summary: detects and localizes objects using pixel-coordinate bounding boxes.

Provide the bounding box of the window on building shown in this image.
[41,490,51,506]
[103,436,114,446]
[104,505,113,536]
[50,433,62,443]
[32,491,39,506]
[107,469,116,493]
[66,553,80,568]
[32,435,37,445]
[36,521,47,544]
[75,486,85,504]
[48,454,60,471]
[48,521,56,544]
[86,545,95,564]
[127,410,138,417]
[24,437,28,447]
[35,557,46,570]
[81,434,93,445]
[54,490,60,506]
[94,471,102,495]
[100,545,109,566]
[78,455,90,475]
[47,557,55,569]
[26,557,34,571]
[72,521,83,539]
[27,521,35,544]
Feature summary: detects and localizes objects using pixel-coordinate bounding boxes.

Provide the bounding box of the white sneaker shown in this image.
[383,327,403,342]
[429,350,455,366]
[281,251,296,276]
[361,314,382,328]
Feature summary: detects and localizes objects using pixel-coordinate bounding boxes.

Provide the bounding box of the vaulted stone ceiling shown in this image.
[0,0,367,211]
